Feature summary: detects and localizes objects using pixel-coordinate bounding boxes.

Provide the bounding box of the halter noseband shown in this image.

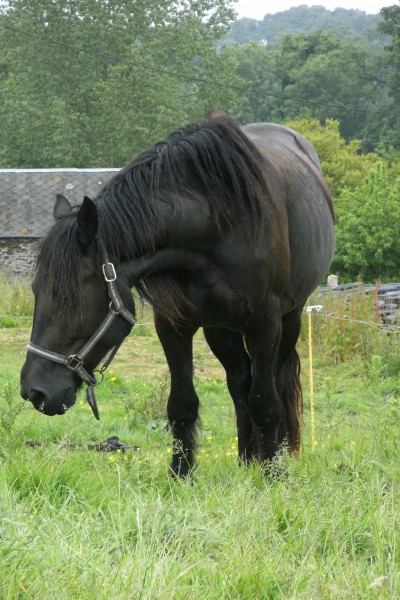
[27,257,136,420]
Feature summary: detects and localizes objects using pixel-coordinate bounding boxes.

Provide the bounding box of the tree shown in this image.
[331,166,400,282]
[276,32,380,141]
[0,0,238,167]
[283,116,377,197]
[229,43,283,124]
[229,31,384,145]
[364,5,400,150]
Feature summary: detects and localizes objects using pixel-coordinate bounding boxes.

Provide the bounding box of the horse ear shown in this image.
[54,194,72,221]
[77,196,98,247]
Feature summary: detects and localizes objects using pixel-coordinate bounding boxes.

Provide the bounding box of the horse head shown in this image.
[20,195,135,418]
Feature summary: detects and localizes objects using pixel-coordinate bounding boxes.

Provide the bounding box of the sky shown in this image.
[235,0,391,19]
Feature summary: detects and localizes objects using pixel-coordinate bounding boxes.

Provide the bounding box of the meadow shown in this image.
[0,278,399,599]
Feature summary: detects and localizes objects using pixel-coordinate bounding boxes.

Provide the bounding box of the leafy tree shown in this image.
[230,31,384,145]
[331,166,400,282]
[0,0,238,167]
[364,4,400,150]
[229,43,283,124]
[276,32,380,141]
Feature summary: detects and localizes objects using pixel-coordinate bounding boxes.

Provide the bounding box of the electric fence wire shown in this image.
[1,310,400,334]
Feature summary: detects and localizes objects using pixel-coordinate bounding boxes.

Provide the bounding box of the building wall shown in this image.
[0,238,39,281]
[0,169,119,281]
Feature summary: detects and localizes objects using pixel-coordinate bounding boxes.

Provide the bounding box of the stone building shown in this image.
[0,169,118,280]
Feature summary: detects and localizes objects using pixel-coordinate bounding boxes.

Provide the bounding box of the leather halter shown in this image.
[27,257,136,420]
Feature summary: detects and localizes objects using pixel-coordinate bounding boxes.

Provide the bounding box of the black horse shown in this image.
[20,115,335,477]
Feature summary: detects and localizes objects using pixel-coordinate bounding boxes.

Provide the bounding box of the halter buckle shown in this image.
[102,262,117,282]
[67,354,84,371]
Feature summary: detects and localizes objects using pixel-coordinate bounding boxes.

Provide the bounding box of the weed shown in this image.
[125,374,169,431]
[0,381,24,459]
[131,323,152,337]
[0,381,23,435]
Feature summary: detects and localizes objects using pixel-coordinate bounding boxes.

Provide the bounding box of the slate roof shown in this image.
[0,169,119,238]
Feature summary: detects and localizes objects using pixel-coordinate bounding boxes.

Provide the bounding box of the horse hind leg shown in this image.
[244,299,284,463]
[154,312,199,478]
[276,306,304,454]
[245,303,303,465]
[203,327,253,463]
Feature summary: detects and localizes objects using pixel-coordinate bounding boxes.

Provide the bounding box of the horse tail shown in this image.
[277,347,303,454]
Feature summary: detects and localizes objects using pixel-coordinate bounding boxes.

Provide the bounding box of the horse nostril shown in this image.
[26,386,76,416]
[29,389,48,413]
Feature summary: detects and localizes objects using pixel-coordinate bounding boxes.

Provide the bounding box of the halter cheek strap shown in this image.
[27,257,136,420]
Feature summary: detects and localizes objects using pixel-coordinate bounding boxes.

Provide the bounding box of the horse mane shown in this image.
[35,114,270,322]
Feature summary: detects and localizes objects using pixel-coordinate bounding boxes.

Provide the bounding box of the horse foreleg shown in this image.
[154,312,199,478]
[203,327,253,463]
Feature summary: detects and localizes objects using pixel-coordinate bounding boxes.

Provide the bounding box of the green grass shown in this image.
[0,273,34,330]
[0,310,399,597]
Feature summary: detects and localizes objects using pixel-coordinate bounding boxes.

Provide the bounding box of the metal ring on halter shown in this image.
[109,301,119,315]
[93,370,105,385]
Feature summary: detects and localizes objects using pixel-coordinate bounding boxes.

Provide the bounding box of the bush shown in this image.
[332,165,400,282]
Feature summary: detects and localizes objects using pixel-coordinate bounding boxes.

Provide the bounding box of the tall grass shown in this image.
[0,277,399,598]
[304,283,400,378]
[0,272,34,328]
[0,392,398,599]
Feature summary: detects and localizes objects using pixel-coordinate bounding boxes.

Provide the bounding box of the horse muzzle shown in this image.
[21,379,76,416]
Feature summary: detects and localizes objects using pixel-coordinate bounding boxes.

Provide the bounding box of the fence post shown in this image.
[306,305,323,453]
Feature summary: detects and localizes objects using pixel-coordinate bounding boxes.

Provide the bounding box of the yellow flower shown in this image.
[110,377,117,382]
[108,456,115,462]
